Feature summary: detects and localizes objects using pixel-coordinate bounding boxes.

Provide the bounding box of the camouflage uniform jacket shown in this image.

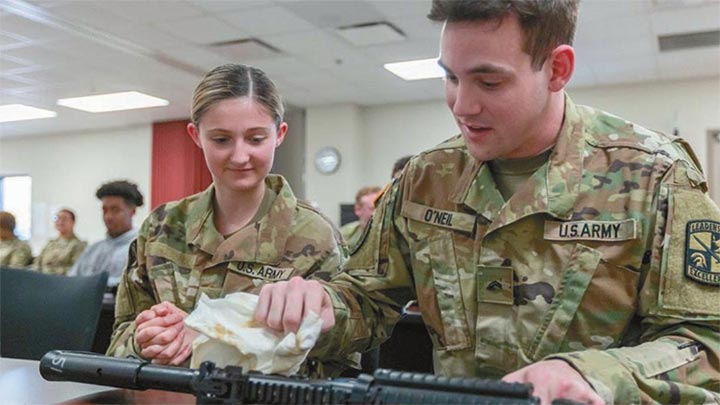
[315,97,720,403]
[340,221,362,249]
[108,175,349,375]
[0,237,33,267]
[32,236,87,275]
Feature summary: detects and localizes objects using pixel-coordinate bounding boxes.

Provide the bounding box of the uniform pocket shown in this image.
[528,243,601,360]
[428,235,472,351]
[148,262,178,303]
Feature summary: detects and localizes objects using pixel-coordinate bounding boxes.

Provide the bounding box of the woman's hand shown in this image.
[135,301,193,365]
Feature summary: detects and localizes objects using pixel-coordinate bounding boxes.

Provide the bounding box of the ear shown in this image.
[187,122,203,149]
[275,122,288,148]
[547,45,575,92]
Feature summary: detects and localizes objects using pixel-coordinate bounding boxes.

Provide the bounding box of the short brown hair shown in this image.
[428,0,579,70]
[191,64,284,128]
[0,211,16,232]
[355,186,382,205]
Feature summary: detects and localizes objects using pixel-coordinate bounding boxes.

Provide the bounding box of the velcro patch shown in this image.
[685,220,720,286]
[228,262,294,281]
[544,219,637,242]
[401,201,475,233]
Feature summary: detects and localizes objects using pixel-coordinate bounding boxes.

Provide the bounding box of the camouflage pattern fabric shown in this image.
[312,96,720,403]
[340,221,362,250]
[31,236,87,275]
[108,175,353,376]
[0,237,33,267]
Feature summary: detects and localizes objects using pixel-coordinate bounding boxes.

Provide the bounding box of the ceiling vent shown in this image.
[337,21,405,46]
[209,38,281,60]
[658,30,720,51]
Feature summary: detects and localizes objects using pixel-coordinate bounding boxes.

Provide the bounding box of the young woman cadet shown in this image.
[32,208,87,275]
[107,64,350,377]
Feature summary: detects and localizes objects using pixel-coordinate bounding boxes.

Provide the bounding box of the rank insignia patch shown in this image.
[685,220,720,286]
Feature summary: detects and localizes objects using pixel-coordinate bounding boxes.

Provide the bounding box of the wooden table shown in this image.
[0,357,194,404]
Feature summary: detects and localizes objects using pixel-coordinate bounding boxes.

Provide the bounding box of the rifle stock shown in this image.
[40,350,539,404]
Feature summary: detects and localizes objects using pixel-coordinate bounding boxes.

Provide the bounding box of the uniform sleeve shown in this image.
[30,244,47,270]
[551,158,720,403]
[9,242,33,267]
[106,223,158,358]
[311,179,416,361]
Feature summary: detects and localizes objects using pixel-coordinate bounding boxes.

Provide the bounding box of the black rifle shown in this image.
[40,350,539,404]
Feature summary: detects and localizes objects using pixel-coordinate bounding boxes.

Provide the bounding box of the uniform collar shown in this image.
[186,175,296,267]
[453,94,585,228]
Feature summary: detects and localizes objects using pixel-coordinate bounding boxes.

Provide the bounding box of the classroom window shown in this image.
[0,175,32,240]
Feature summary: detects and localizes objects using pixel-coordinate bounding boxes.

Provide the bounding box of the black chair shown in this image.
[0,266,108,360]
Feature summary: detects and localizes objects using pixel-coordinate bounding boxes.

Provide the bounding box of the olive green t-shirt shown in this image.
[488,148,553,201]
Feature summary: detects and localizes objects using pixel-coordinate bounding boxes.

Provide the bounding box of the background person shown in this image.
[32,208,87,275]
[391,155,412,179]
[254,1,720,404]
[0,211,32,267]
[340,186,381,249]
[67,180,143,286]
[107,64,353,377]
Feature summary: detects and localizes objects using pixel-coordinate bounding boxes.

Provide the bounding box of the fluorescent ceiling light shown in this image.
[0,104,57,123]
[384,58,444,81]
[57,91,169,113]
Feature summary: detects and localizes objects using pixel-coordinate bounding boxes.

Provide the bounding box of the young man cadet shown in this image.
[340,186,382,248]
[255,1,720,403]
[68,180,143,287]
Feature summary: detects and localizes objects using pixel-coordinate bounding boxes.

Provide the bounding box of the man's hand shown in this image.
[135,301,192,365]
[254,276,335,333]
[503,360,605,405]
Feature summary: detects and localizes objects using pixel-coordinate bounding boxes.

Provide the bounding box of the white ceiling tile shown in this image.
[0,31,29,47]
[93,0,204,23]
[368,0,433,19]
[264,29,349,56]
[34,2,137,34]
[185,0,269,14]
[2,42,76,66]
[362,39,438,63]
[1,0,718,139]
[0,13,61,42]
[0,55,32,71]
[280,1,385,29]
[221,6,316,36]
[154,15,246,45]
[392,16,442,40]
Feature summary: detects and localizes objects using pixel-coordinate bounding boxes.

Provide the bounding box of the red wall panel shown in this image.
[151,120,212,209]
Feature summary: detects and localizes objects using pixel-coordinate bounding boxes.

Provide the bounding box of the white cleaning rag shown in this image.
[184,292,322,375]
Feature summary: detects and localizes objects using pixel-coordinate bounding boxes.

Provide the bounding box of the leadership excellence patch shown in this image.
[685,220,720,286]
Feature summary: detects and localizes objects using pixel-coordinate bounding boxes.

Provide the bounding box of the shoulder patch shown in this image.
[685,220,720,286]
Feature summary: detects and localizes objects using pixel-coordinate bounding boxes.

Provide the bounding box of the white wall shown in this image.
[1,76,717,237]
[305,104,364,225]
[0,125,152,253]
[568,77,720,172]
[305,76,720,224]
